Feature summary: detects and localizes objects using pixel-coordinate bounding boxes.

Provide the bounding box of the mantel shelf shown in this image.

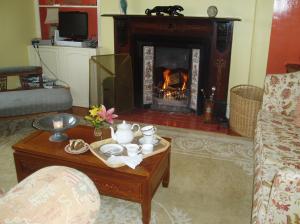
[101,14,241,22]
[39,5,97,8]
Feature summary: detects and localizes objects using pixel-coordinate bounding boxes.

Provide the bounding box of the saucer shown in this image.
[64,143,90,154]
[100,144,123,156]
[138,136,160,145]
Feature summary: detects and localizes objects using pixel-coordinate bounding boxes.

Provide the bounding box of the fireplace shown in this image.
[104,15,240,118]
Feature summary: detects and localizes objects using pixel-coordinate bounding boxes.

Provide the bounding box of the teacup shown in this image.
[142,144,153,154]
[143,135,154,144]
[141,125,157,136]
[125,144,141,157]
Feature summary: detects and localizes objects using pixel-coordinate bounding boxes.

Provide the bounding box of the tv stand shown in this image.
[54,30,84,47]
[55,40,83,47]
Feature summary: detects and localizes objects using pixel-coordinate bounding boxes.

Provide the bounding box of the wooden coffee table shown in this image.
[12,125,170,224]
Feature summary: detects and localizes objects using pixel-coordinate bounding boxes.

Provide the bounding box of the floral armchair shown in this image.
[265,168,300,223]
[252,71,300,224]
[0,166,100,224]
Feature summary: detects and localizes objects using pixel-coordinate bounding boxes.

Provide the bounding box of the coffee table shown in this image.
[12,125,170,224]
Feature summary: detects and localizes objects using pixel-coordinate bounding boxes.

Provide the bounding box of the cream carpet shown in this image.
[0,117,254,224]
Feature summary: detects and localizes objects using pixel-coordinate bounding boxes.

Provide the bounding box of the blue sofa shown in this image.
[0,66,72,117]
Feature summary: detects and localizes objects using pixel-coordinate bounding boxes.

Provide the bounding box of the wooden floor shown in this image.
[72,107,237,135]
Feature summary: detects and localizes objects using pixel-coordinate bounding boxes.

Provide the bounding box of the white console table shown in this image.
[28,45,96,108]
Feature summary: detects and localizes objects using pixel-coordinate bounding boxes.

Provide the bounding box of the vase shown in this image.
[119,0,127,15]
[93,127,103,140]
[203,99,214,123]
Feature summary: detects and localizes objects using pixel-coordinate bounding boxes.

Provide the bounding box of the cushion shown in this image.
[6,75,22,90]
[0,66,43,92]
[262,71,300,116]
[0,76,6,91]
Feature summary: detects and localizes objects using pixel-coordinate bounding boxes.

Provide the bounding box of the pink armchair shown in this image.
[0,166,100,224]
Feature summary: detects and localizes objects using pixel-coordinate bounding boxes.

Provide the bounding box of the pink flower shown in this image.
[97,105,118,124]
[281,89,291,99]
[270,76,279,85]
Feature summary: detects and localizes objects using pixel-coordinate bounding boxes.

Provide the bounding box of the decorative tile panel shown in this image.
[143,46,154,104]
[190,49,200,110]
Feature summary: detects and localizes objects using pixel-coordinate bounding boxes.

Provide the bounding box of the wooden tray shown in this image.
[89,135,170,168]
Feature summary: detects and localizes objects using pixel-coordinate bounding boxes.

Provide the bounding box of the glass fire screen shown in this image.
[89,54,134,113]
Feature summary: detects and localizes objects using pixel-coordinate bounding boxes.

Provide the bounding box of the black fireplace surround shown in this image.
[103,14,240,119]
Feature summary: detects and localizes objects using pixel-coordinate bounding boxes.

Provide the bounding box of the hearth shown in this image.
[104,15,240,118]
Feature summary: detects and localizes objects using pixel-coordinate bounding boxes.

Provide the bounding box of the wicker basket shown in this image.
[229,85,263,138]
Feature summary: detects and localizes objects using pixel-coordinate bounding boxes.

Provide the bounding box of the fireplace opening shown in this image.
[141,44,202,113]
[152,67,190,112]
[151,47,191,112]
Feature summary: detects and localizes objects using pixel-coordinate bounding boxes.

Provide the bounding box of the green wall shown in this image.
[0,0,36,67]
[99,0,274,89]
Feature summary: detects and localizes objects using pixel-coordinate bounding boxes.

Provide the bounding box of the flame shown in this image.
[164,90,172,99]
[162,69,171,89]
[162,69,188,91]
[181,72,188,91]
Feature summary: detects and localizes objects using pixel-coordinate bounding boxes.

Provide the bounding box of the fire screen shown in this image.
[89,54,134,113]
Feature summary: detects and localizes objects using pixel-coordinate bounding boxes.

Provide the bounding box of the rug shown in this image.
[0,117,254,224]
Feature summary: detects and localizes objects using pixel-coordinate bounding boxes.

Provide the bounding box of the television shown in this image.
[58,11,88,41]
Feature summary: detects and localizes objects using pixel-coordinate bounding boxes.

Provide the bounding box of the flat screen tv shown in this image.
[58,11,88,41]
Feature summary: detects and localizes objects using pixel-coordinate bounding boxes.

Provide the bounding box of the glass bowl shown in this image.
[33,113,79,142]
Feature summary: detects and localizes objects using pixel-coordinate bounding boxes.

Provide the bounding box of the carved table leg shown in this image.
[162,151,170,187]
[141,199,151,224]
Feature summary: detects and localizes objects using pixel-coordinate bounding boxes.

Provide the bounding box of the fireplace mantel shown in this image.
[102,14,241,22]
[103,14,241,118]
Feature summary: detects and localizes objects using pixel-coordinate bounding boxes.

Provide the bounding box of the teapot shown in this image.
[110,120,140,144]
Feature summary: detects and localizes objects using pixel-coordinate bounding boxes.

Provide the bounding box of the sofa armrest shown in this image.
[265,167,300,223]
[0,188,4,198]
[262,71,300,116]
[0,166,100,224]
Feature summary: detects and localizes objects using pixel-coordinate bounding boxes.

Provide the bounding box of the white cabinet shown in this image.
[28,46,61,79]
[28,45,96,107]
[59,48,94,108]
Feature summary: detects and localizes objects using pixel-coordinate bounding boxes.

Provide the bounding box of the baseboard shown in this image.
[71,106,89,117]
[0,111,58,121]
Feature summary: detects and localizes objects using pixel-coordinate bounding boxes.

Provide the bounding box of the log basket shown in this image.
[229,85,263,138]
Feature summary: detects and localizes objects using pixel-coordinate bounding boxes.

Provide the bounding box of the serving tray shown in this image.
[89,135,170,168]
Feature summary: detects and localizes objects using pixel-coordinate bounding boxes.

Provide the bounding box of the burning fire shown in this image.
[162,69,171,90]
[158,68,189,101]
[162,69,188,91]
[181,73,188,91]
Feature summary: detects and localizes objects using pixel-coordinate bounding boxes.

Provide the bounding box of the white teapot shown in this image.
[110,120,140,144]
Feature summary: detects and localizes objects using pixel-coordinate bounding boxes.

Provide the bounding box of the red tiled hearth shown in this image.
[117,109,237,135]
[72,107,238,136]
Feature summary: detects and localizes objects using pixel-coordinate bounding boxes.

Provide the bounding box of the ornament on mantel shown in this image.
[119,0,128,15]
